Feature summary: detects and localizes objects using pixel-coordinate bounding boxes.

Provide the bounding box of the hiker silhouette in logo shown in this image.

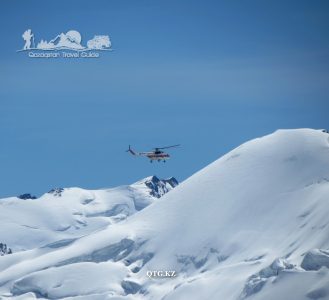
[22,29,34,50]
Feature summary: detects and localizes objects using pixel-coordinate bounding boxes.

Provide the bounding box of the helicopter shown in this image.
[126,144,180,163]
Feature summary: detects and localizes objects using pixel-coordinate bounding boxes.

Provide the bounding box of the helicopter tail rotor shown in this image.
[126,145,137,155]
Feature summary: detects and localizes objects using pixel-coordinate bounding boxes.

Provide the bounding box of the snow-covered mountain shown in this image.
[1,129,329,300]
[0,176,177,253]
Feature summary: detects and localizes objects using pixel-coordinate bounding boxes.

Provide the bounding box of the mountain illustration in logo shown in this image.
[19,29,111,51]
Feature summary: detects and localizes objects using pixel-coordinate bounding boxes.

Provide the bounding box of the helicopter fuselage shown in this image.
[147,152,170,161]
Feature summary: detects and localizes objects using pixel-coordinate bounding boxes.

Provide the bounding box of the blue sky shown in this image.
[0,0,328,197]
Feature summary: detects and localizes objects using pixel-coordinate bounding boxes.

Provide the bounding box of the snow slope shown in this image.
[1,129,329,300]
[0,176,177,253]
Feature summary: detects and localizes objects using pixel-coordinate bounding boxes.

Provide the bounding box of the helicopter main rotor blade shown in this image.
[154,144,180,150]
